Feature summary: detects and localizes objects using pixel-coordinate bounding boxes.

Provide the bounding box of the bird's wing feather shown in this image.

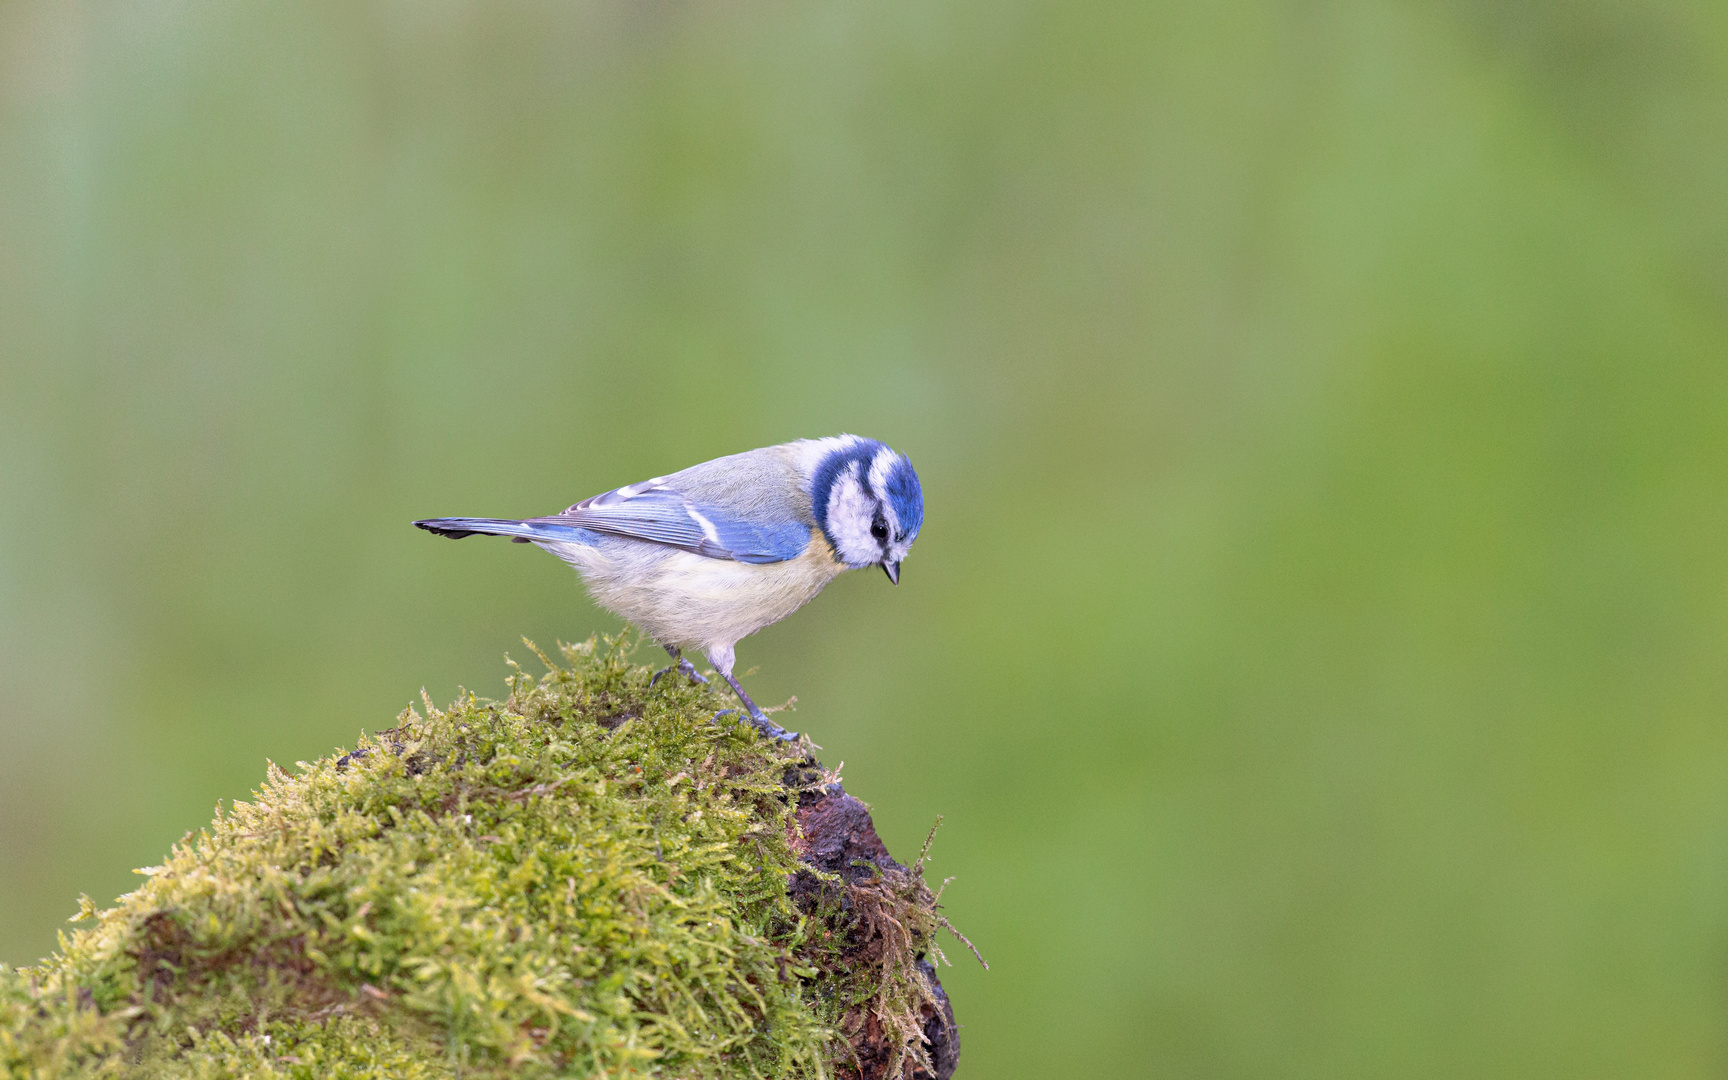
[533,479,810,564]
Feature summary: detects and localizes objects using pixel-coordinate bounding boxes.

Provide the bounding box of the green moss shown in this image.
[1,635,950,1079]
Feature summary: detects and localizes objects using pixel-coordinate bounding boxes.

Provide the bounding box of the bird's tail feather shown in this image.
[413,517,593,545]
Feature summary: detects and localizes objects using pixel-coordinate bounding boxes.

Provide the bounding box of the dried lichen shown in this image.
[0,635,966,1080]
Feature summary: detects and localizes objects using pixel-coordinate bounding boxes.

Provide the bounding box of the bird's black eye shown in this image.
[870,511,888,541]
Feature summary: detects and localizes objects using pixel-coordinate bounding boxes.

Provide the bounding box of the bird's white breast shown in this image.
[540,532,848,653]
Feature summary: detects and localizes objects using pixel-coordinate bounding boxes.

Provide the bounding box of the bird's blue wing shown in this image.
[532,480,811,564]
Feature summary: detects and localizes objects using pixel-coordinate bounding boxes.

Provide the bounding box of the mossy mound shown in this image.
[1,637,961,1079]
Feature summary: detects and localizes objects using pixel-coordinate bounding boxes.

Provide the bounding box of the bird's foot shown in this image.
[713,708,800,743]
[752,713,801,742]
[650,657,709,689]
[712,666,799,742]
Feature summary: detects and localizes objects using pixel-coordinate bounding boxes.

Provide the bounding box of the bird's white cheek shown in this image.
[825,481,879,565]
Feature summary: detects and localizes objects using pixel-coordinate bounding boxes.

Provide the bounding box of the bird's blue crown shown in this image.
[882,455,924,537]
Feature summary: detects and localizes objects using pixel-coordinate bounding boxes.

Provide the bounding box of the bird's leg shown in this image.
[649,644,708,688]
[715,669,799,743]
[703,644,798,742]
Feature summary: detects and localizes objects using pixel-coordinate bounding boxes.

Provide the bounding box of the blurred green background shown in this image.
[4,1,1728,1076]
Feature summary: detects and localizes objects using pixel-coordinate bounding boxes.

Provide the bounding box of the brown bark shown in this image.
[788,777,961,1080]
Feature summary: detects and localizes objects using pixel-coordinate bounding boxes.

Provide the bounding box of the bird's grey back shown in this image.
[662,444,815,527]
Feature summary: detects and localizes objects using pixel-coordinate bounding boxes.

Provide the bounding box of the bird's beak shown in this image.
[882,560,900,585]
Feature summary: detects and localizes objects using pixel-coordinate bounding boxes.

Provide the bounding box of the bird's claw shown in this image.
[651,658,709,689]
[712,708,800,743]
[754,718,801,743]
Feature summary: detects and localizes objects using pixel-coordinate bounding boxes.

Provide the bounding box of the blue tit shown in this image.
[414,435,923,742]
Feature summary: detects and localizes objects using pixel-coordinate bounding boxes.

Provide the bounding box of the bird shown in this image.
[414,435,923,742]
